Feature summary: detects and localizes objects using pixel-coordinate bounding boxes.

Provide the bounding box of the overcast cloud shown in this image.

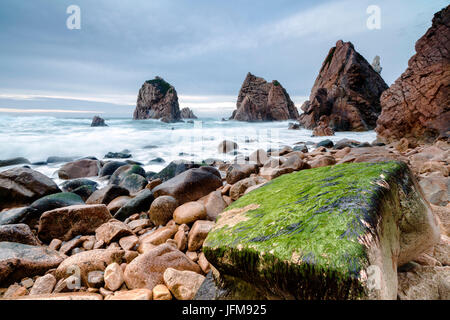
[0,0,447,117]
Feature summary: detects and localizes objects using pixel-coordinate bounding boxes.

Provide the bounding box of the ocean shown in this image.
[0,115,377,186]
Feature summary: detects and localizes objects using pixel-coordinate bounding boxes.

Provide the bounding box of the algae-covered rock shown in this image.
[203,162,440,300]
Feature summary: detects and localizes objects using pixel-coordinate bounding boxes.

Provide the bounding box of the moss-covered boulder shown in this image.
[203,162,440,300]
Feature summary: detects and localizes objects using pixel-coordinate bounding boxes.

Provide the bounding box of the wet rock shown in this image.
[86,185,130,206]
[38,204,112,243]
[199,191,228,222]
[309,155,337,168]
[151,160,201,182]
[316,139,334,148]
[106,196,132,215]
[58,159,101,180]
[124,243,201,291]
[99,161,128,177]
[0,157,30,168]
[114,189,155,221]
[104,152,132,159]
[180,107,198,119]
[60,179,98,196]
[229,176,267,200]
[109,164,146,185]
[153,167,222,205]
[204,162,440,299]
[0,242,65,286]
[0,167,60,210]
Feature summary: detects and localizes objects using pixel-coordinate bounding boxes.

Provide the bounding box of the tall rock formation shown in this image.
[230,73,299,121]
[299,40,389,131]
[180,107,198,119]
[376,6,450,144]
[133,77,181,122]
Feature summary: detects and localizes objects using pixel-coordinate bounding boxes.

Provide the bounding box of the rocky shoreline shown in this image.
[0,136,448,300]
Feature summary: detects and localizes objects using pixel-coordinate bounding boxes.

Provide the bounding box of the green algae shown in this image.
[204,161,407,299]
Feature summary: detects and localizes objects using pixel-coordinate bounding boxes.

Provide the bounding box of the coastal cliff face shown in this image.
[133,77,181,122]
[299,40,389,132]
[230,73,299,121]
[376,5,450,144]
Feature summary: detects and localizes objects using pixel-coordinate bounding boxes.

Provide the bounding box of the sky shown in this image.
[0,0,447,118]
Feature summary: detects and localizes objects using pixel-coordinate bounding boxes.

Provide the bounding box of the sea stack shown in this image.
[180,107,198,119]
[376,5,450,144]
[230,73,299,121]
[91,116,107,127]
[299,40,388,132]
[133,77,181,123]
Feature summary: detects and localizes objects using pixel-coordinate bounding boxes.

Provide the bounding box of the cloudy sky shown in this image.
[0,0,447,117]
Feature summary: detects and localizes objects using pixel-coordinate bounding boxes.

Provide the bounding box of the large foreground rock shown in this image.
[299,40,388,131]
[153,167,222,205]
[203,162,440,300]
[133,77,181,122]
[37,204,112,243]
[0,167,60,210]
[0,224,40,245]
[376,6,450,143]
[0,242,65,285]
[230,73,299,121]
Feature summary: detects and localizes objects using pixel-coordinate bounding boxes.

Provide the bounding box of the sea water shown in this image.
[0,115,376,186]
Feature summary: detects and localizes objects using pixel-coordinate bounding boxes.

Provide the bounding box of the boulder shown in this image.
[99,161,127,177]
[124,243,202,291]
[106,196,132,215]
[153,284,172,300]
[173,202,207,225]
[61,179,98,201]
[226,164,259,185]
[149,195,178,226]
[0,167,60,210]
[55,249,124,288]
[104,262,125,291]
[138,225,177,249]
[86,185,130,205]
[153,167,222,205]
[114,189,155,221]
[37,204,112,243]
[299,40,388,131]
[0,157,30,168]
[199,191,228,222]
[14,292,103,300]
[58,159,101,180]
[163,268,206,300]
[109,164,146,185]
[133,77,181,122]
[152,160,201,182]
[0,224,40,245]
[0,242,65,285]
[91,116,107,127]
[419,174,449,206]
[230,73,299,121]
[312,116,335,137]
[229,176,267,200]
[104,152,132,159]
[398,265,450,300]
[376,6,450,143]
[204,162,440,299]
